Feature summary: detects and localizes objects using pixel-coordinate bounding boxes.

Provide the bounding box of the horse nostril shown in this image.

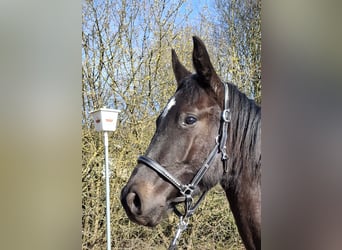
[126,192,142,215]
[133,193,141,209]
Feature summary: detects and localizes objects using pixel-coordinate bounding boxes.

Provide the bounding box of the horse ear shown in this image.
[192,36,222,95]
[172,49,191,86]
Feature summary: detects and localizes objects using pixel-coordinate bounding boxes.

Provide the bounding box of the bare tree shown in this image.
[206,0,261,103]
[82,0,257,248]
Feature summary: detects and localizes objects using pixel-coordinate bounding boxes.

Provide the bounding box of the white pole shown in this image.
[90,107,119,250]
[104,131,111,250]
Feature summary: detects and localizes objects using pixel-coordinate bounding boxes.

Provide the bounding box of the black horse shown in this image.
[121,36,261,250]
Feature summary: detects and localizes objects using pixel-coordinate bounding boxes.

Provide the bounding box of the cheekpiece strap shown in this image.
[219,82,230,172]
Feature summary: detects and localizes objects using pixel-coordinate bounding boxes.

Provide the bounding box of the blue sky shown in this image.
[185,0,216,23]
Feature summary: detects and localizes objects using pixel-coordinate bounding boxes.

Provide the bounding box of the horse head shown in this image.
[121,36,227,227]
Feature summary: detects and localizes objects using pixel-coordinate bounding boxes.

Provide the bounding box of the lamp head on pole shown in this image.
[90,107,120,132]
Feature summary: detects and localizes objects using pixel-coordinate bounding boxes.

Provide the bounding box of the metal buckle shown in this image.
[222,108,231,122]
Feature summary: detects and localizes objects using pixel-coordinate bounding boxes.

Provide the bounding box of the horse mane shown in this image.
[226,82,261,184]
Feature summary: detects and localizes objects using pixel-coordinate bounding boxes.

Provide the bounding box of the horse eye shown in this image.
[184,116,197,125]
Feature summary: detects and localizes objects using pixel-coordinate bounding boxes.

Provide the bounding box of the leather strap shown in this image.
[138,156,184,191]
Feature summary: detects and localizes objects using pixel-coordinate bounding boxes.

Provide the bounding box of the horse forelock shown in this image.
[175,74,219,108]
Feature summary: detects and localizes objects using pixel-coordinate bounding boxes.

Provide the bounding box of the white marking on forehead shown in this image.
[161,96,176,118]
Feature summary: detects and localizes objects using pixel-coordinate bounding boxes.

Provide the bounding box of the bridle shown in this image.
[137,82,230,249]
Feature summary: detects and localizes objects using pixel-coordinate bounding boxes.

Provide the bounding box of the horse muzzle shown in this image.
[120,182,168,227]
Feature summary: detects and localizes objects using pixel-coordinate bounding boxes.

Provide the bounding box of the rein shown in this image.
[137,82,230,249]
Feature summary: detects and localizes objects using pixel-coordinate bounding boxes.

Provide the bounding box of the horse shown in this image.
[121,36,261,250]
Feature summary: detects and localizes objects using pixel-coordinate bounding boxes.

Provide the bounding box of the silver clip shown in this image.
[168,217,189,250]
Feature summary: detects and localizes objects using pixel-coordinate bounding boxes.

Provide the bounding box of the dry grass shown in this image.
[82,155,244,250]
[82,118,244,249]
